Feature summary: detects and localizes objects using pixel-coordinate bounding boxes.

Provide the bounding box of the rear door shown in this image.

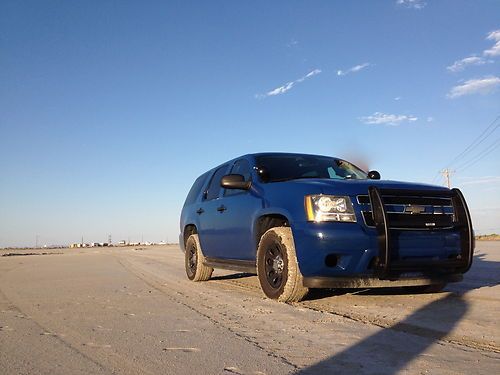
[196,165,230,258]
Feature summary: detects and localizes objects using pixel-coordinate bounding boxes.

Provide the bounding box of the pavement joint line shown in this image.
[115,256,301,371]
[0,284,114,374]
[0,256,165,375]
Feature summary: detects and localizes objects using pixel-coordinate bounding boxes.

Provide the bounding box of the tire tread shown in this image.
[257,227,308,302]
[185,234,213,282]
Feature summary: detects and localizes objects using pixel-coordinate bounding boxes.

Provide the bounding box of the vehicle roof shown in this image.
[203,152,344,176]
[243,152,340,159]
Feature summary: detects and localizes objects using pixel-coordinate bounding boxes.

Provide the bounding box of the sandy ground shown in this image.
[0,242,498,374]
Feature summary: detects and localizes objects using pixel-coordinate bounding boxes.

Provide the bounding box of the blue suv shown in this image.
[179,153,474,302]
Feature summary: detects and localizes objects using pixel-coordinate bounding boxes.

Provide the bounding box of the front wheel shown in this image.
[185,234,213,282]
[257,227,308,302]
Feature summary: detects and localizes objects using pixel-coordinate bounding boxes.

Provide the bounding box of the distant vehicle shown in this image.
[179,153,474,302]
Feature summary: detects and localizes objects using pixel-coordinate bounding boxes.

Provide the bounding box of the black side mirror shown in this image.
[221,174,251,190]
[368,170,381,180]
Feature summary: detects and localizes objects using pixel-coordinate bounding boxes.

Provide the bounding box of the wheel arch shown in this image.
[183,224,198,250]
[254,212,291,252]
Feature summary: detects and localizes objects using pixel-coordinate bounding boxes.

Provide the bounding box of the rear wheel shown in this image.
[257,227,308,302]
[185,234,213,282]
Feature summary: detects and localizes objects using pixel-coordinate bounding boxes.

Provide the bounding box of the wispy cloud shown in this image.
[446,55,492,72]
[447,29,500,72]
[287,39,299,48]
[297,69,321,82]
[447,76,500,98]
[396,0,426,10]
[484,29,500,57]
[337,63,370,77]
[266,82,295,96]
[256,69,321,98]
[359,112,418,126]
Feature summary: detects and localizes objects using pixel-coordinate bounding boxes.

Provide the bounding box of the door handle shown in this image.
[217,205,227,213]
[196,208,204,215]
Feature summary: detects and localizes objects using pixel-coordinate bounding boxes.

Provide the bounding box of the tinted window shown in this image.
[184,173,208,205]
[225,159,251,196]
[255,155,367,182]
[205,166,228,200]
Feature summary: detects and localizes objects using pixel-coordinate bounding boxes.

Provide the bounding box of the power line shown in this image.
[445,115,500,168]
[431,172,441,184]
[432,115,500,185]
[456,138,500,172]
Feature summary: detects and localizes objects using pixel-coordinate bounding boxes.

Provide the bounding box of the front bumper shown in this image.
[303,273,463,288]
[292,187,474,280]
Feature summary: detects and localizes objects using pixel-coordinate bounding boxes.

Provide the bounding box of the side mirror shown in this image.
[221,174,251,190]
[368,170,381,180]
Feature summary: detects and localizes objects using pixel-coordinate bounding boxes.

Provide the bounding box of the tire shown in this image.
[256,227,308,302]
[185,234,213,282]
[404,282,447,294]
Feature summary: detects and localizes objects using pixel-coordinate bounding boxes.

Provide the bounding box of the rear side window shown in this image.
[184,173,208,205]
[205,166,228,200]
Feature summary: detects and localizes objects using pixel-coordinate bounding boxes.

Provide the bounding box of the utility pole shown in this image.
[440,169,455,188]
[35,234,39,249]
[108,234,112,245]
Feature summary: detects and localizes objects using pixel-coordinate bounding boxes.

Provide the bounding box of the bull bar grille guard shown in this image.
[368,186,474,279]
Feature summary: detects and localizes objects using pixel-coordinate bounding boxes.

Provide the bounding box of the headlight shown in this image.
[305,195,356,222]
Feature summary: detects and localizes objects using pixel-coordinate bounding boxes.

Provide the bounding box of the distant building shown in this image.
[70,243,90,248]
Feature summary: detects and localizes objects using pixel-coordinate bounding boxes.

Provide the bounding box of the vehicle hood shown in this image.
[274,178,450,196]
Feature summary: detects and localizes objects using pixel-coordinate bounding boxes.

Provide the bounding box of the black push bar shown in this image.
[368,187,474,278]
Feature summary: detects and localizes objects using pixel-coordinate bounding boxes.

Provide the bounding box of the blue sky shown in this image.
[1,0,499,247]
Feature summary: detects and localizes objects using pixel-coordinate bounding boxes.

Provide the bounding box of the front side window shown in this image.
[255,155,367,182]
[225,159,251,196]
[205,166,228,200]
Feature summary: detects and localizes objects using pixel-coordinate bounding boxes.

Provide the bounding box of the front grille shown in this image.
[365,186,474,277]
[357,194,454,230]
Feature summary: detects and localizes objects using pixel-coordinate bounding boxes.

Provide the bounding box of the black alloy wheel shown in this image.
[264,243,285,289]
[186,242,197,279]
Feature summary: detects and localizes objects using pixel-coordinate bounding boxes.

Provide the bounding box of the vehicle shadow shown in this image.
[209,272,255,281]
[295,293,468,374]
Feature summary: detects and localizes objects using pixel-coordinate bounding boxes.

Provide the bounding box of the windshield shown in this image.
[255,155,368,182]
